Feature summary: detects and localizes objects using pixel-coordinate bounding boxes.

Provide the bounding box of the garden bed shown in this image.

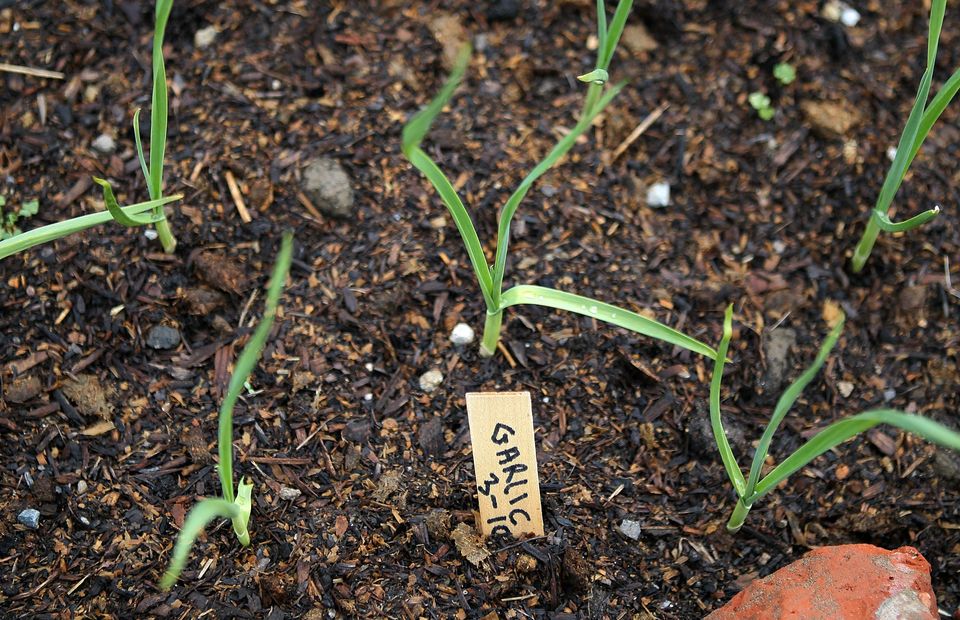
[1,0,958,617]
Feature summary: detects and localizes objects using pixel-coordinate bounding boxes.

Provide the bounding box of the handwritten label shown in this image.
[465,392,544,538]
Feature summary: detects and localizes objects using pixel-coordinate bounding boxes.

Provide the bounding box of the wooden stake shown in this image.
[465,392,544,538]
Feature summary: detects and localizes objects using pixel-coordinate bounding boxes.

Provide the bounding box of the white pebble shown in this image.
[883,388,896,402]
[886,146,898,162]
[840,7,861,27]
[279,486,301,501]
[76,480,88,495]
[144,229,159,241]
[418,368,444,393]
[194,25,218,49]
[450,322,475,346]
[363,393,373,402]
[646,182,670,208]
[365,363,374,372]
[837,381,854,398]
[91,134,116,154]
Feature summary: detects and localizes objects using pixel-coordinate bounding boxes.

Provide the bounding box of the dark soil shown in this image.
[1,0,958,618]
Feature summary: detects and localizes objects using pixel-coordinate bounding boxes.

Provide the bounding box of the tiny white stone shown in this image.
[840,7,861,27]
[542,397,550,403]
[363,393,373,402]
[646,182,671,208]
[279,486,301,500]
[450,322,475,346]
[91,134,116,154]
[773,240,786,254]
[619,519,642,540]
[144,229,159,241]
[886,146,898,162]
[364,363,374,372]
[883,388,896,402]
[76,480,88,495]
[419,368,444,393]
[837,381,854,398]
[194,25,218,49]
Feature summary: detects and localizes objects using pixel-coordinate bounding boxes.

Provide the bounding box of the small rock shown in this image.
[646,181,670,208]
[486,0,520,21]
[91,134,116,154]
[840,7,861,27]
[418,416,446,456]
[343,419,371,443]
[933,446,960,481]
[194,25,218,49]
[837,381,855,398]
[762,328,797,394]
[146,325,181,350]
[887,146,898,162]
[17,508,40,529]
[621,23,658,54]
[706,544,937,619]
[279,487,301,501]
[450,322,475,346]
[302,157,355,219]
[801,100,861,139]
[76,480,88,495]
[883,388,897,402]
[419,368,444,393]
[618,519,642,540]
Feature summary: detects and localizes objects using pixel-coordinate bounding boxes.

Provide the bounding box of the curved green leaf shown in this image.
[93,177,161,227]
[874,204,941,233]
[499,284,716,359]
[160,498,241,590]
[752,409,960,501]
[708,305,746,497]
[132,108,150,187]
[0,195,181,261]
[218,232,293,502]
[744,314,845,496]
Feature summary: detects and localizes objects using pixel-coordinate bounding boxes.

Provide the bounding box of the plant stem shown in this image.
[155,213,177,253]
[851,212,881,273]
[726,498,751,533]
[479,309,503,358]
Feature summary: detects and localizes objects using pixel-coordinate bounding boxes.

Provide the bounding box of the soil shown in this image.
[1,1,959,618]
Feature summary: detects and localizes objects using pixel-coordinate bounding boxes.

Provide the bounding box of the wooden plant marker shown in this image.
[465,392,544,538]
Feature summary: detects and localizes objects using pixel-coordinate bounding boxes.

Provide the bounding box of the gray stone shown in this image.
[619,519,642,540]
[279,486,302,501]
[418,368,443,393]
[17,508,40,529]
[302,157,354,218]
[762,328,797,394]
[146,325,180,350]
[91,134,116,154]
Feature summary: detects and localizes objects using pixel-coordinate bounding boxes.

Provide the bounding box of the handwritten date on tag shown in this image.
[465,392,544,538]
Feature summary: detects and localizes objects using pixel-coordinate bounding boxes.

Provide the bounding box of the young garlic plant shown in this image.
[0,0,180,261]
[851,0,959,273]
[402,0,716,361]
[160,232,293,589]
[710,305,960,532]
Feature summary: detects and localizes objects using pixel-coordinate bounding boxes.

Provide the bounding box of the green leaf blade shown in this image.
[499,285,716,359]
[160,498,240,590]
[708,305,747,497]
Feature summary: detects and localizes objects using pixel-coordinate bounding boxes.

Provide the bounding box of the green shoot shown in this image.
[710,305,960,532]
[160,232,293,589]
[748,91,774,121]
[851,0,958,272]
[773,62,796,86]
[0,196,40,240]
[402,1,716,360]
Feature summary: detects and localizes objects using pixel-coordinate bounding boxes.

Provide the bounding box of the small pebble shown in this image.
[419,368,444,393]
[619,519,642,540]
[76,480,88,495]
[646,182,671,208]
[450,322,475,346]
[363,393,373,402]
[91,134,116,154]
[886,146,898,162]
[840,7,861,27]
[144,229,159,241]
[146,325,181,350]
[883,388,896,402]
[17,508,40,529]
[279,487,301,501]
[837,381,855,398]
[194,25,218,49]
